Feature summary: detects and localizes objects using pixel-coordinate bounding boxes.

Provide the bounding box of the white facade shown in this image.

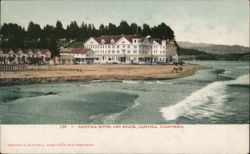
[59,48,95,64]
[84,35,178,64]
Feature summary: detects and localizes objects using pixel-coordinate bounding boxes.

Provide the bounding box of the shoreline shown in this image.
[0,64,209,86]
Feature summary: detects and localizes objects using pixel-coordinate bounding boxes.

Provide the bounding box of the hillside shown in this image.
[178,41,249,55]
[179,48,250,61]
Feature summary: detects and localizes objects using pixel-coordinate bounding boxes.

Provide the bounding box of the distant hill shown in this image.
[178,48,250,61]
[178,41,250,55]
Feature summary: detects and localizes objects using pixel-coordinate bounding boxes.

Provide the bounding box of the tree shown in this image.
[55,20,64,39]
[27,21,42,41]
[118,21,131,35]
[43,24,55,39]
[0,23,25,49]
[142,24,152,36]
[66,21,80,39]
[130,23,138,34]
[38,38,49,49]
[1,21,177,50]
[151,23,174,39]
[48,38,59,58]
[108,23,118,35]
[98,24,109,35]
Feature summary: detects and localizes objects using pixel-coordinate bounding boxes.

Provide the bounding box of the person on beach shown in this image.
[172,63,178,73]
[178,63,183,71]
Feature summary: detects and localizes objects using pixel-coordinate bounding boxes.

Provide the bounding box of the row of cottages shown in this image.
[83,34,178,64]
[59,48,95,64]
[0,49,51,65]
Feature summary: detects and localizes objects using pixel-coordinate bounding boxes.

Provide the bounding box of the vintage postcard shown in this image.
[0,0,249,153]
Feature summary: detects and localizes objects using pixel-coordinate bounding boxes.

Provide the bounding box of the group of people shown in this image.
[172,63,183,73]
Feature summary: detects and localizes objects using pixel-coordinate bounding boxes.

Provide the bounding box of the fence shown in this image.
[0,65,80,72]
[0,65,56,72]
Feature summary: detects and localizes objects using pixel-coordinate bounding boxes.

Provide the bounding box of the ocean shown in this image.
[0,61,249,124]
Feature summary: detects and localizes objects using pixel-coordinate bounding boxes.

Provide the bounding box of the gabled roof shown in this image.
[92,34,141,44]
[22,49,33,54]
[33,49,41,54]
[60,48,93,54]
[0,49,51,55]
[39,49,50,54]
[151,38,162,44]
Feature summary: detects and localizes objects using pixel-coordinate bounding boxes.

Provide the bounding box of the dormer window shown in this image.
[101,39,105,44]
[111,39,115,44]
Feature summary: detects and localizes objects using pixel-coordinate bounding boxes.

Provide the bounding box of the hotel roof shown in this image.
[92,34,141,44]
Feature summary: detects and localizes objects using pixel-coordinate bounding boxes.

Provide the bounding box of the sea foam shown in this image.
[228,74,249,85]
[160,81,227,121]
[160,74,249,121]
[102,100,140,124]
[122,80,139,84]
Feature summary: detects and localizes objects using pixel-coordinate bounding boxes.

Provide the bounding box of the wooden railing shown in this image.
[0,65,29,71]
[0,65,56,72]
[0,65,80,72]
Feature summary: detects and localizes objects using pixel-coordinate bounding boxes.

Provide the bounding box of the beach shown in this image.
[0,61,249,124]
[0,64,207,85]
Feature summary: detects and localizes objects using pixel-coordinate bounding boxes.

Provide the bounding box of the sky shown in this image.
[1,0,249,46]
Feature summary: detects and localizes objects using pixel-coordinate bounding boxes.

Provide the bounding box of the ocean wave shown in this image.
[234,66,249,69]
[131,101,140,108]
[156,81,176,85]
[228,74,249,85]
[89,80,102,83]
[160,74,249,121]
[144,81,152,84]
[160,81,227,121]
[122,80,139,84]
[102,100,140,124]
[223,70,232,75]
[156,81,165,84]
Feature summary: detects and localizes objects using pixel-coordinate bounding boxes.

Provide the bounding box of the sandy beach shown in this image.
[0,64,207,85]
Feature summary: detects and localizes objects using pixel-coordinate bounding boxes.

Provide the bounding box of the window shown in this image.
[127,45,130,48]
[117,50,120,54]
[133,45,137,48]
[133,50,136,54]
[127,50,130,54]
[101,39,105,44]
[122,45,125,48]
[117,45,119,48]
[111,39,115,44]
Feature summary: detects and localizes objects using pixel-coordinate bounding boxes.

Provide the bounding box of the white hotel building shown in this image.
[84,34,178,64]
